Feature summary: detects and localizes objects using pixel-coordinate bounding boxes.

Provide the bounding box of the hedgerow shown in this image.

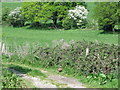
[34,40,119,74]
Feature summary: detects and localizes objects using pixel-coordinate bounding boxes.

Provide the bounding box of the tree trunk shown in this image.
[52,11,58,28]
[53,17,57,26]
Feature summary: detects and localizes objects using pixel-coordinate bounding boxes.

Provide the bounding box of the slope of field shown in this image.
[2,2,22,10]
[3,26,118,45]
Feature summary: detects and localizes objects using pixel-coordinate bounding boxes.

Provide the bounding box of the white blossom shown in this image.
[68,5,88,25]
[8,7,22,21]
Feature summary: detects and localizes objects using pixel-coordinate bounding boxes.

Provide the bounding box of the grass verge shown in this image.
[2,64,34,88]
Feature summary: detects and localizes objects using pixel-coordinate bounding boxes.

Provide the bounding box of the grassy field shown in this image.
[2,2,22,10]
[3,26,118,46]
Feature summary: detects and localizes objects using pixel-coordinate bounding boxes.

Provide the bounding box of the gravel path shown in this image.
[9,68,86,88]
[48,75,85,88]
[41,70,86,88]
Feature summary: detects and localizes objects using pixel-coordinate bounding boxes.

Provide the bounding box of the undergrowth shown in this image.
[2,65,28,88]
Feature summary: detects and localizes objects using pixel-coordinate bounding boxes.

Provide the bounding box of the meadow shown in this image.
[2,2,22,10]
[2,2,118,46]
[3,26,119,46]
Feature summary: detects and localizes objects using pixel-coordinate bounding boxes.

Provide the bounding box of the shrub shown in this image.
[68,5,88,29]
[34,40,119,76]
[8,7,25,27]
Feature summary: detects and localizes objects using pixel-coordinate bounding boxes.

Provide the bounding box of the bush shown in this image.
[34,40,119,76]
[62,5,88,30]
[68,5,88,29]
[8,7,25,27]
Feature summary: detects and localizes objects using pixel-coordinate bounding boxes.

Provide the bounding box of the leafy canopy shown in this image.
[21,2,86,26]
[94,2,120,31]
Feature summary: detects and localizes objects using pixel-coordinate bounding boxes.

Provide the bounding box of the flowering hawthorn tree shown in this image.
[8,7,25,27]
[68,5,88,28]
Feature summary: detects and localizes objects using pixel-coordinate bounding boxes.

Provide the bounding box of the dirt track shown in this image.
[9,68,86,88]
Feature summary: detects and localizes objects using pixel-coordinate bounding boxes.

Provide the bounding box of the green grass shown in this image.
[2,2,22,10]
[2,64,31,88]
[8,64,47,78]
[3,26,119,46]
[0,25,2,41]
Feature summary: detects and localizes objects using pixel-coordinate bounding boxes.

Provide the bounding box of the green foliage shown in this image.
[8,7,25,27]
[33,40,119,76]
[62,16,87,30]
[2,7,10,24]
[94,2,120,31]
[9,64,47,78]
[62,17,75,30]
[2,65,27,88]
[21,2,86,27]
[2,6,25,27]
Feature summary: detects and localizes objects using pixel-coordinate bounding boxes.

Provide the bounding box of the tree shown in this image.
[8,7,25,27]
[94,2,120,31]
[21,2,86,27]
[68,5,88,28]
